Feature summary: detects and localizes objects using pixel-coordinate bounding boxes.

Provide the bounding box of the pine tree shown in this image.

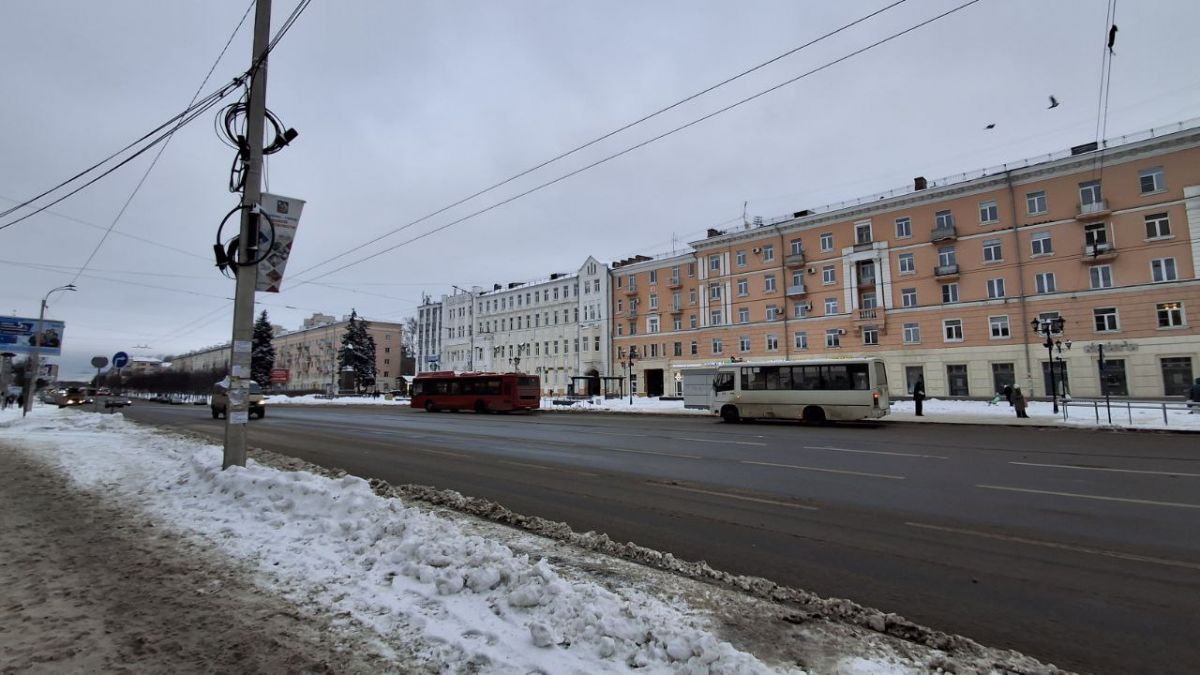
[251,310,276,387]
[338,309,377,393]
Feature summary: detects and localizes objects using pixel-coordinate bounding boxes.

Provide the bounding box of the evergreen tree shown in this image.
[338,309,377,392]
[251,310,276,387]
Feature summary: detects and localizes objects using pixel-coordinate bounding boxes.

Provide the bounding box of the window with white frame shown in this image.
[690,340,698,355]
[709,284,721,300]
[1139,167,1165,194]
[1157,302,1185,327]
[649,270,658,284]
[943,319,964,342]
[979,200,999,223]
[820,232,834,251]
[1144,213,1171,239]
[987,277,1006,299]
[791,270,804,288]
[1026,190,1048,215]
[1036,272,1056,294]
[855,222,872,244]
[1038,311,1064,335]
[673,317,682,331]
[689,314,697,328]
[825,329,841,348]
[762,245,775,262]
[989,315,1011,338]
[689,289,697,304]
[1084,222,1109,248]
[739,335,751,351]
[737,278,748,296]
[942,283,959,303]
[1089,265,1113,289]
[935,210,955,229]
[793,302,809,318]
[712,338,724,354]
[1079,180,1103,207]
[1093,307,1119,332]
[647,316,660,333]
[862,328,879,345]
[790,239,803,255]
[794,331,808,349]
[903,322,920,344]
[895,217,912,239]
[709,254,721,272]
[983,239,1002,262]
[824,297,838,314]
[898,253,915,274]
[738,307,749,323]
[764,274,777,292]
[938,246,957,267]
[901,287,917,307]
[766,334,779,351]
[822,265,836,285]
[860,292,877,309]
[1152,258,1177,282]
[766,304,780,321]
[736,250,746,267]
[710,310,723,325]
[649,293,658,309]
[1031,231,1053,256]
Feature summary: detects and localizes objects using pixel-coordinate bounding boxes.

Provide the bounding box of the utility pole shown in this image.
[224,0,272,469]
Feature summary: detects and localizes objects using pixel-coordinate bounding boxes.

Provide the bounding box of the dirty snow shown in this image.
[264,393,410,406]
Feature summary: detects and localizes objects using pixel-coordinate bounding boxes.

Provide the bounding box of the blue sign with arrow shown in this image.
[112,351,130,369]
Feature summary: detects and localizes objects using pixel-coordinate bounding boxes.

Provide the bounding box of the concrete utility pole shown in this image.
[224,0,272,469]
[24,284,76,416]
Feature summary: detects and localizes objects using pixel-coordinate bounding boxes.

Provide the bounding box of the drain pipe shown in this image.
[1005,170,1035,394]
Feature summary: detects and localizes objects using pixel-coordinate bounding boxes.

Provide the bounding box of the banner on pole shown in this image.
[255,192,306,293]
[0,316,66,356]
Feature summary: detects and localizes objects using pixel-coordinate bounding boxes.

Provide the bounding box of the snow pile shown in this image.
[542,396,711,415]
[264,393,411,406]
[889,397,1200,431]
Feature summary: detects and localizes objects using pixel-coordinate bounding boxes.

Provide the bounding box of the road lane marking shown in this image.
[742,461,905,480]
[498,460,597,477]
[1009,461,1200,478]
[411,448,471,459]
[656,483,819,510]
[610,448,701,460]
[905,522,1200,571]
[589,430,649,438]
[680,437,767,447]
[805,445,947,459]
[977,484,1200,509]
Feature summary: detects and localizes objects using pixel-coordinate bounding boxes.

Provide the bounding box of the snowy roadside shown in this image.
[0,407,1062,674]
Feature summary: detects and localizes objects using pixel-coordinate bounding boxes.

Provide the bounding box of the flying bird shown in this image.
[985,123,996,130]
[1048,95,1060,109]
[1108,24,1118,53]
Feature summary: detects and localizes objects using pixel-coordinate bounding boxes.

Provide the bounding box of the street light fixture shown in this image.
[1030,316,1068,414]
[626,346,638,405]
[24,284,77,416]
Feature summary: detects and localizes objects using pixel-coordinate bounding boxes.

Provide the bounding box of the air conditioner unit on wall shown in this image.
[837,328,846,335]
[752,247,762,254]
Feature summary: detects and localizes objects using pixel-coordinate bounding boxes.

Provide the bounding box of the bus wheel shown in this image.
[803,406,827,425]
[720,405,741,423]
[474,400,488,414]
[424,400,436,413]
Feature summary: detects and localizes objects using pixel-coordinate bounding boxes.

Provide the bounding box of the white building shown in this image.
[415,295,443,373]
[442,288,479,373]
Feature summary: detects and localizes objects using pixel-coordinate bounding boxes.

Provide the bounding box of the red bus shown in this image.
[411,371,541,413]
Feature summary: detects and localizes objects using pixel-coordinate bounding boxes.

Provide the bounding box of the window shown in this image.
[901,288,917,307]
[1152,258,1177,283]
[1093,307,1119,332]
[822,265,836,285]
[764,274,777,292]
[737,278,748,296]
[820,232,833,251]
[860,292,877,309]
[688,262,696,277]
[1160,357,1194,396]
[762,245,775,262]
[673,342,682,357]
[1084,222,1109,248]
[791,270,804,288]
[862,328,879,345]
[793,302,808,318]
[649,293,658,309]
[689,314,697,329]
[1145,213,1171,239]
[790,239,803,255]
[1038,311,1064,335]
[1026,190,1048,215]
[1139,167,1165,194]
[739,335,751,351]
[938,246,957,268]
[709,254,721,272]
[710,310,723,326]
[1089,265,1113,289]
[992,363,1016,394]
[935,210,954,229]
[673,318,682,331]
[736,250,746,267]
[1157,302,1185,328]
[825,329,841,348]
[982,239,1002,262]
[766,304,780,320]
[1079,180,1102,207]
[766,334,779,351]
[709,284,721,300]
[946,365,970,397]
[942,283,959,303]
[989,315,1010,338]
[647,316,660,334]
[898,253,915,274]
[943,319,964,341]
[855,222,872,244]
[903,322,920,344]
[1035,272,1056,294]
[794,332,808,350]
[712,338,724,354]
[986,278,1006,299]
[895,217,912,239]
[738,307,750,323]
[824,297,838,314]
[690,340,698,355]
[689,289,697,304]
[1031,231,1053,256]
[979,200,999,223]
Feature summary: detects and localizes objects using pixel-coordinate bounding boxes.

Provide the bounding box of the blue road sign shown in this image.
[113,351,130,368]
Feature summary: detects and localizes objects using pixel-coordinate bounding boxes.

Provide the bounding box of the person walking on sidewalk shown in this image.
[1013,386,1030,418]
[912,377,926,417]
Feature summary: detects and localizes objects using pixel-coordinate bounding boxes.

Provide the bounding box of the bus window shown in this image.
[874,362,888,388]
[714,371,735,392]
[849,363,870,390]
[793,365,820,390]
[741,367,763,391]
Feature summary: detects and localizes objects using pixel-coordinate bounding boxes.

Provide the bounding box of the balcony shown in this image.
[931,225,958,242]
[627,307,639,318]
[1082,243,1118,261]
[857,274,876,288]
[1076,200,1111,220]
[785,252,806,267]
[668,277,682,289]
[624,285,639,296]
[785,284,807,297]
[854,307,886,330]
[853,237,873,252]
[934,264,960,279]
[669,304,684,315]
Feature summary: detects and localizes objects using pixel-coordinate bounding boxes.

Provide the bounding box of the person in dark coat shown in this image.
[1002,383,1014,407]
[1188,377,1200,413]
[912,377,926,416]
[1013,386,1030,418]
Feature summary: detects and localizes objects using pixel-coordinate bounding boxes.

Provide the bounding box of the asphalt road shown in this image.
[123,403,1200,674]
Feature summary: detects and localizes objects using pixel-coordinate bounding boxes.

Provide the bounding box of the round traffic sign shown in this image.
[91,356,109,368]
[113,351,130,368]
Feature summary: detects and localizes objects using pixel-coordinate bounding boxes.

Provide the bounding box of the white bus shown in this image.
[711,358,890,424]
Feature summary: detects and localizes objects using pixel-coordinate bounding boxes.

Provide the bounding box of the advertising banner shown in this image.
[255,192,306,293]
[270,368,290,384]
[0,316,66,356]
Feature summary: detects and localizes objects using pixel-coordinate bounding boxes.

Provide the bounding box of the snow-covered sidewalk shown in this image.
[0,407,1060,674]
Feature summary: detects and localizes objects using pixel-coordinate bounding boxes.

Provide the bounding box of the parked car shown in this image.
[211,380,266,419]
[104,395,133,409]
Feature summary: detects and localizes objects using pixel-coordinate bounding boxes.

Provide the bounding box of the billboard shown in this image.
[270,368,290,384]
[0,316,66,356]
[256,192,306,293]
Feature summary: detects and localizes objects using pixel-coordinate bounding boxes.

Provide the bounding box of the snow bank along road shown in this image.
[123,403,1200,675]
[2,409,1057,675]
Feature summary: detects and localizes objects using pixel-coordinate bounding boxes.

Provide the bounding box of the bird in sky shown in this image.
[1108,24,1118,53]
[985,123,996,130]
[1048,95,1060,109]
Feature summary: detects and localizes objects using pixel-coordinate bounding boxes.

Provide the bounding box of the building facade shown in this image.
[415,296,443,373]
[272,314,405,392]
[169,344,231,374]
[613,124,1200,399]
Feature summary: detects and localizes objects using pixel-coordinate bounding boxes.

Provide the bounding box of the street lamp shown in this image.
[626,346,638,405]
[1030,316,1067,414]
[24,284,76,416]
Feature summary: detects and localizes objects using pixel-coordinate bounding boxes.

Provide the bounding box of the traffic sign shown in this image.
[91,356,109,369]
[112,351,130,368]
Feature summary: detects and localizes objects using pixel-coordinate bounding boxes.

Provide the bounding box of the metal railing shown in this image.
[1062,398,1197,426]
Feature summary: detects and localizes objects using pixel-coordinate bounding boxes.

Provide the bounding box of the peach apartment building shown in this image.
[612,122,1200,400]
[270,314,405,392]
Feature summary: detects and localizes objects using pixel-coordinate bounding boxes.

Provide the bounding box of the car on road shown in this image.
[211,380,265,419]
[103,395,134,409]
[54,387,93,408]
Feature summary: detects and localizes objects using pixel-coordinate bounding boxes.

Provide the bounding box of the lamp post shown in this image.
[24,284,76,416]
[627,346,638,405]
[1030,316,1067,414]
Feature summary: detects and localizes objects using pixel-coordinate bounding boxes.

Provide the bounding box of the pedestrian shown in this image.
[1188,377,1200,414]
[1002,383,1014,407]
[912,377,926,417]
[1013,386,1030,418]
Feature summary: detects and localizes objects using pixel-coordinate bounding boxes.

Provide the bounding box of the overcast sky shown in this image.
[3,0,1199,379]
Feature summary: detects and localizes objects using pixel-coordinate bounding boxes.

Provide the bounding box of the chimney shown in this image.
[914,176,928,191]
[1071,141,1099,156]
[707,228,722,238]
